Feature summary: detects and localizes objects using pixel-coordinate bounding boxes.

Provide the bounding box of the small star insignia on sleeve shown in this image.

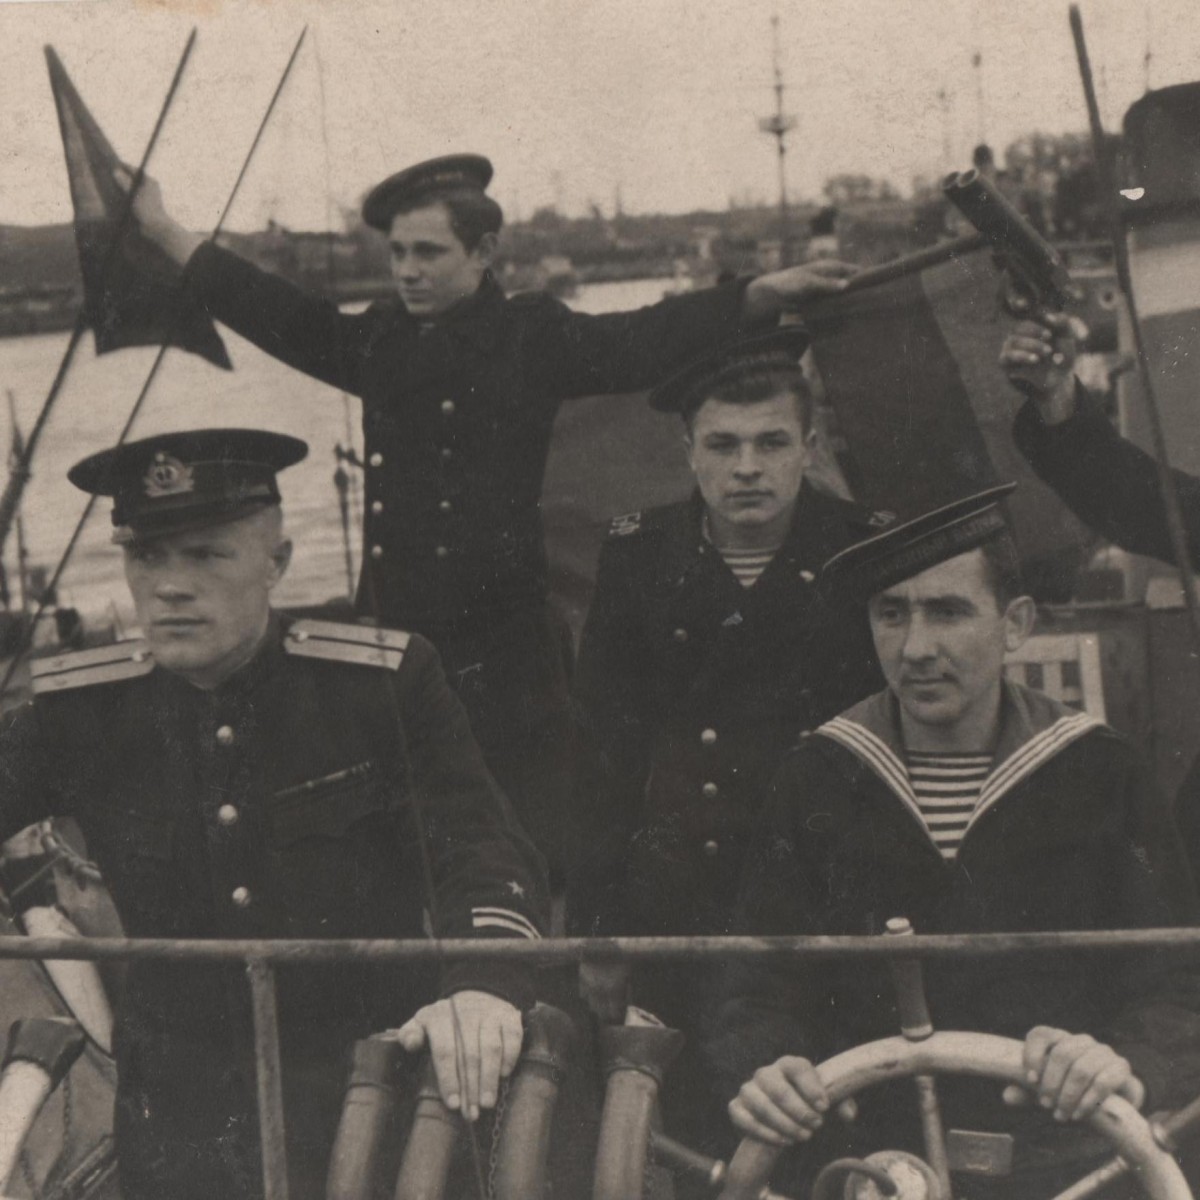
[506,880,526,897]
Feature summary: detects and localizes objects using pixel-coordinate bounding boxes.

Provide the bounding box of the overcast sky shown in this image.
[0,0,1195,232]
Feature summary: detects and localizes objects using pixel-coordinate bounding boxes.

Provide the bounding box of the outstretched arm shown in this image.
[117,168,373,393]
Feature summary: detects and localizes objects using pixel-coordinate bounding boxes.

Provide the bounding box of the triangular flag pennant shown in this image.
[44,45,231,369]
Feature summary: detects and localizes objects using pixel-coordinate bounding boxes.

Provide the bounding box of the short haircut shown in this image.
[978,531,1023,608]
[683,362,813,435]
[394,188,504,252]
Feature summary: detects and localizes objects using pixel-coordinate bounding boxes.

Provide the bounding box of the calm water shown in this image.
[0,276,675,630]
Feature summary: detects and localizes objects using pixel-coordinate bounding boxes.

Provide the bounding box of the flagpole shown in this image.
[0,28,309,701]
[0,31,199,565]
[1068,5,1200,655]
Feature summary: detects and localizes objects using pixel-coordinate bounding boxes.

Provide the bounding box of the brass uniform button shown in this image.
[672,628,688,643]
[370,545,384,560]
[217,804,239,827]
[700,728,717,746]
[435,546,449,559]
[231,886,252,908]
[701,782,719,799]
[438,500,452,514]
[703,840,719,857]
[369,452,383,468]
[215,725,235,747]
[371,500,383,515]
[441,400,456,416]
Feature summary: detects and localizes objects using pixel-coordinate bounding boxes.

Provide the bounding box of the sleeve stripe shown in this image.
[472,914,541,940]
[472,907,541,939]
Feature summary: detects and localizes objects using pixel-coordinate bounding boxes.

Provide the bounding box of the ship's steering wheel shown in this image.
[715,1031,1191,1200]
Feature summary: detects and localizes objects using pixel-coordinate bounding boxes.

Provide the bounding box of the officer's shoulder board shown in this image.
[31,640,155,696]
[284,618,410,671]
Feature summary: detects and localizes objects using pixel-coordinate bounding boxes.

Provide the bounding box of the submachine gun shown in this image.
[943,168,1077,317]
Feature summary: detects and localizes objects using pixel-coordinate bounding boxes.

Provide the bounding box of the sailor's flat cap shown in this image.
[361,154,494,231]
[821,483,1017,599]
[68,428,308,543]
[648,326,811,415]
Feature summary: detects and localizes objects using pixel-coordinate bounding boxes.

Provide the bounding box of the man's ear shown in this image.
[474,231,499,267]
[682,428,696,471]
[267,539,294,590]
[1003,594,1037,653]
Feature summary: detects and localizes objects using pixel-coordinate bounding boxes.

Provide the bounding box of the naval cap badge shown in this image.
[144,452,195,498]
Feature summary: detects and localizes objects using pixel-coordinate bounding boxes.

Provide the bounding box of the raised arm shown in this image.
[122,168,376,394]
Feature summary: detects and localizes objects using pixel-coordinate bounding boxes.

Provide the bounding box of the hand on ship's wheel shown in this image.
[719,1032,1190,1200]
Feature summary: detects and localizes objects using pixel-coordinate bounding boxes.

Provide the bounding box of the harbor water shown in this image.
[0,276,677,632]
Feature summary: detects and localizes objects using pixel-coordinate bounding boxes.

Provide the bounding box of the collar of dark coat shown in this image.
[652,482,866,592]
[385,271,510,355]
[815,681,1104,816]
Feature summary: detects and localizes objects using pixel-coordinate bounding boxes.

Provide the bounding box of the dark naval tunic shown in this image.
[712,683,1200,1196]
[2,615,547,1200]
[185,243,761,877]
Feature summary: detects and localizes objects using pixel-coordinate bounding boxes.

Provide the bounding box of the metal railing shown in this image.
[3,926,1197,1200]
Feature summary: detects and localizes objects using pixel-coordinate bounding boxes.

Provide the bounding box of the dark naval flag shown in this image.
[803,246,1094,595]
[44,46,231,369]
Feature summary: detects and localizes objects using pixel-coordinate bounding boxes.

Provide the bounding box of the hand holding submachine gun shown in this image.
[942,168,1077,318]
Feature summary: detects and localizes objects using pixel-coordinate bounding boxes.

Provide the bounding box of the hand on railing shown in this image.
[383,989,522,1121]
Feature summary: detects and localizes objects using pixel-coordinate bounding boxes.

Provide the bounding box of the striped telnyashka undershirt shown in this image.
[905,750,993,860]
[714,543,782,588]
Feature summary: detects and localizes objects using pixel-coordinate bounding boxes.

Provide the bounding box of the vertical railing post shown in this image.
[247,957,290,1200]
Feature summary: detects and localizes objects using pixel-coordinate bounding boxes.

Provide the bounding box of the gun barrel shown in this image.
[943,168,1071,307]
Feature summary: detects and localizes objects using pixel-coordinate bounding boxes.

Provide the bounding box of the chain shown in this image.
[484,1075,512,1200]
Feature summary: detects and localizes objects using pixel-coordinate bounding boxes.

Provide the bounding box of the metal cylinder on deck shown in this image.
[491,1003,576,1200]
[392,1058,459,1200]
[593,1023,685,1200]
[326,1036,405,1200]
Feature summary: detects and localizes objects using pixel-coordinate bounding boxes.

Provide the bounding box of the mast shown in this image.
[758,14,796,261]
[6,393,29,619]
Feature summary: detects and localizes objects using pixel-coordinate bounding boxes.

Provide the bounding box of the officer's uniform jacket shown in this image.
[187,244,760,633]
[712,683,1200,1177]
[1,616,547,1037]
[568,485,882,945]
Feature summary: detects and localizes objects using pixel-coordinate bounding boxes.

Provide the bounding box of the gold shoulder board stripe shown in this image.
[284,619,410,671]
[31,641,154,695]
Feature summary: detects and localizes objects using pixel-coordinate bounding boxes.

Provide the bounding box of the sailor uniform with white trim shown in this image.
[2,613,547,1200]
[712,680,1200,1189]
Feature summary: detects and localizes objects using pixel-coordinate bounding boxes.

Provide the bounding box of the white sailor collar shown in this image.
[815,681,1104,841]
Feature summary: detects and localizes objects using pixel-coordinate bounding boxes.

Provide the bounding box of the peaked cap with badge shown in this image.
[361,153,494,232]
[68,427,308,544]
[821,483,1018,600]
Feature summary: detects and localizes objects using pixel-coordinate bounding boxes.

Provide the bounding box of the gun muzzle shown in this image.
[943,168,1073,311]
[490,1004,576,1200]
[326,1037,406,1200]
[392,1057,459,1200]
[593,1023,685,1200]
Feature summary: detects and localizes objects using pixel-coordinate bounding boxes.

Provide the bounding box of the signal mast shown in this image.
[758,14,797,261]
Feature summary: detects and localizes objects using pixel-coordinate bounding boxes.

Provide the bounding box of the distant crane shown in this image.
[758,14,797,261]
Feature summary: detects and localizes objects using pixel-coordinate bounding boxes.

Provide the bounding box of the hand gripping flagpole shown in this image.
[0,28,309,702]
[1069,5,1200,658]
[0,32,199,566]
